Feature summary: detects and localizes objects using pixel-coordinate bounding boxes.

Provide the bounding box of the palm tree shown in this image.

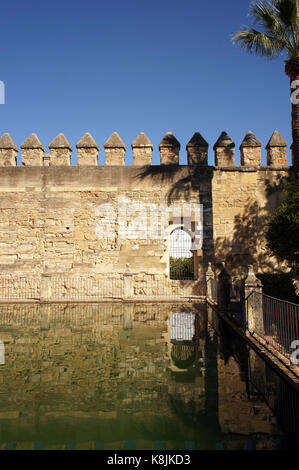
[233,0,299,171]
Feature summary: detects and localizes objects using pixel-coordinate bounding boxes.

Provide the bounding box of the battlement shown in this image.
[0,127,292,297]
[0,130,291,168]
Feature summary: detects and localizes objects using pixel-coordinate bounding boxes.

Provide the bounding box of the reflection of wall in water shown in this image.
[248,349,299,446]
[217,344,281,448]
[0,302,286,449]
[0,303,206,419]
[204,303,285,449]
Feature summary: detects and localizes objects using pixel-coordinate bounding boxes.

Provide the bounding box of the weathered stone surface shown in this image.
[159,133,180,165]
[266,130,287,148]
[213,132,234,149]
[76,133,99,166]
[0,126,293,299]
[76,132,99,150]
[240,132,262,166]
[49,134,72,166]
[0,133,18,151]
[159,132,180,149]
[132,132,153,148]
[104,132,126,149]
[266,146,287,167]
[21,134,45,166]
[21,133,45,150]
[213,132,235,167]
[240,131,262,148]
[104,133,126,165]
[0,161,290,298]
[49,134,72,150]
[132,133,153,166]
[266,131,287,167]
[186,133,208,165]
[0,133,18,166]
[212,167,290,278]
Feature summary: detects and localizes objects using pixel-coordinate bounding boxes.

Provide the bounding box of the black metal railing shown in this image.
[251,291,299,360]
[0,275,201,301]
[210,278,218,303]
[0,277,40,299]
[51,277,123,299]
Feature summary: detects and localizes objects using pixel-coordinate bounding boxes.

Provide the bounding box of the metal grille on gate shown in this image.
[169,228,195,280]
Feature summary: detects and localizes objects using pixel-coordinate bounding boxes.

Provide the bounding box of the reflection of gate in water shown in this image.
[170,312,196,370]
[170,312,195,341]
[0,341,4,365]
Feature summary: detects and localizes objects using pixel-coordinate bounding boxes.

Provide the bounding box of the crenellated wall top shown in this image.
[0,130,292,168]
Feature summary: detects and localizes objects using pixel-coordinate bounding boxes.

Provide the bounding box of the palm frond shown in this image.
[233,0,299,58]
[250,0,280,32]
[233,27,285,57]
[276,0,298,29]
[249,0,295,52]
[276,0,299,51]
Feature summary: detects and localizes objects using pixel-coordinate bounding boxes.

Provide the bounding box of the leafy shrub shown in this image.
[265,179,299,274]
[170,257,194,280]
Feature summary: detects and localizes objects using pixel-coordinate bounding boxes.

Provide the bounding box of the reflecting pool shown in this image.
[0,302,297,450]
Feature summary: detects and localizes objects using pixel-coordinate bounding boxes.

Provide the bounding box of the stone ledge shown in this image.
[0,297,206,304]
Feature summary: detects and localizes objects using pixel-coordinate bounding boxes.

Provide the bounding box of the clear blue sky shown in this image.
[0,0,292,165]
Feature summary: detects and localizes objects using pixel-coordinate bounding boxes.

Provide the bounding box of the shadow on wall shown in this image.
[135,163,205,205]
[214,174,291,280]
[135,165,292,283]
[134,164,215,296]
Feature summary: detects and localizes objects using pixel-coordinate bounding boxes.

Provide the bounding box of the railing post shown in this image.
[244,266,263,334]
[40,304,51,330]
[124,303,134,330]
[123,264,133,299]
[218,268,231,311]
[0,341,5,365]
[40,274,52,301]
[205,262,215,300]
[231,276,242,301]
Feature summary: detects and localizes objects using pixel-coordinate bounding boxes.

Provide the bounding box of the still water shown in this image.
[0,302,298,450]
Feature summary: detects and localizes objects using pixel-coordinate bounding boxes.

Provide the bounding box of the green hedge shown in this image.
[170,257,194,279]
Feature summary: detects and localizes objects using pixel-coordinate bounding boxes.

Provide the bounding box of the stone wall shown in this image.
[0,166,208,296]
[212,167,290,278]
[0,130,294,298]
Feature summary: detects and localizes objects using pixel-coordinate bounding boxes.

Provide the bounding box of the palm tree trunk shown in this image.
[291,94,299,173]
[286,57,299,175]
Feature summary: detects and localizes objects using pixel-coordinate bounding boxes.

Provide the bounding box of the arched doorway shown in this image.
[169,227,195,280]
